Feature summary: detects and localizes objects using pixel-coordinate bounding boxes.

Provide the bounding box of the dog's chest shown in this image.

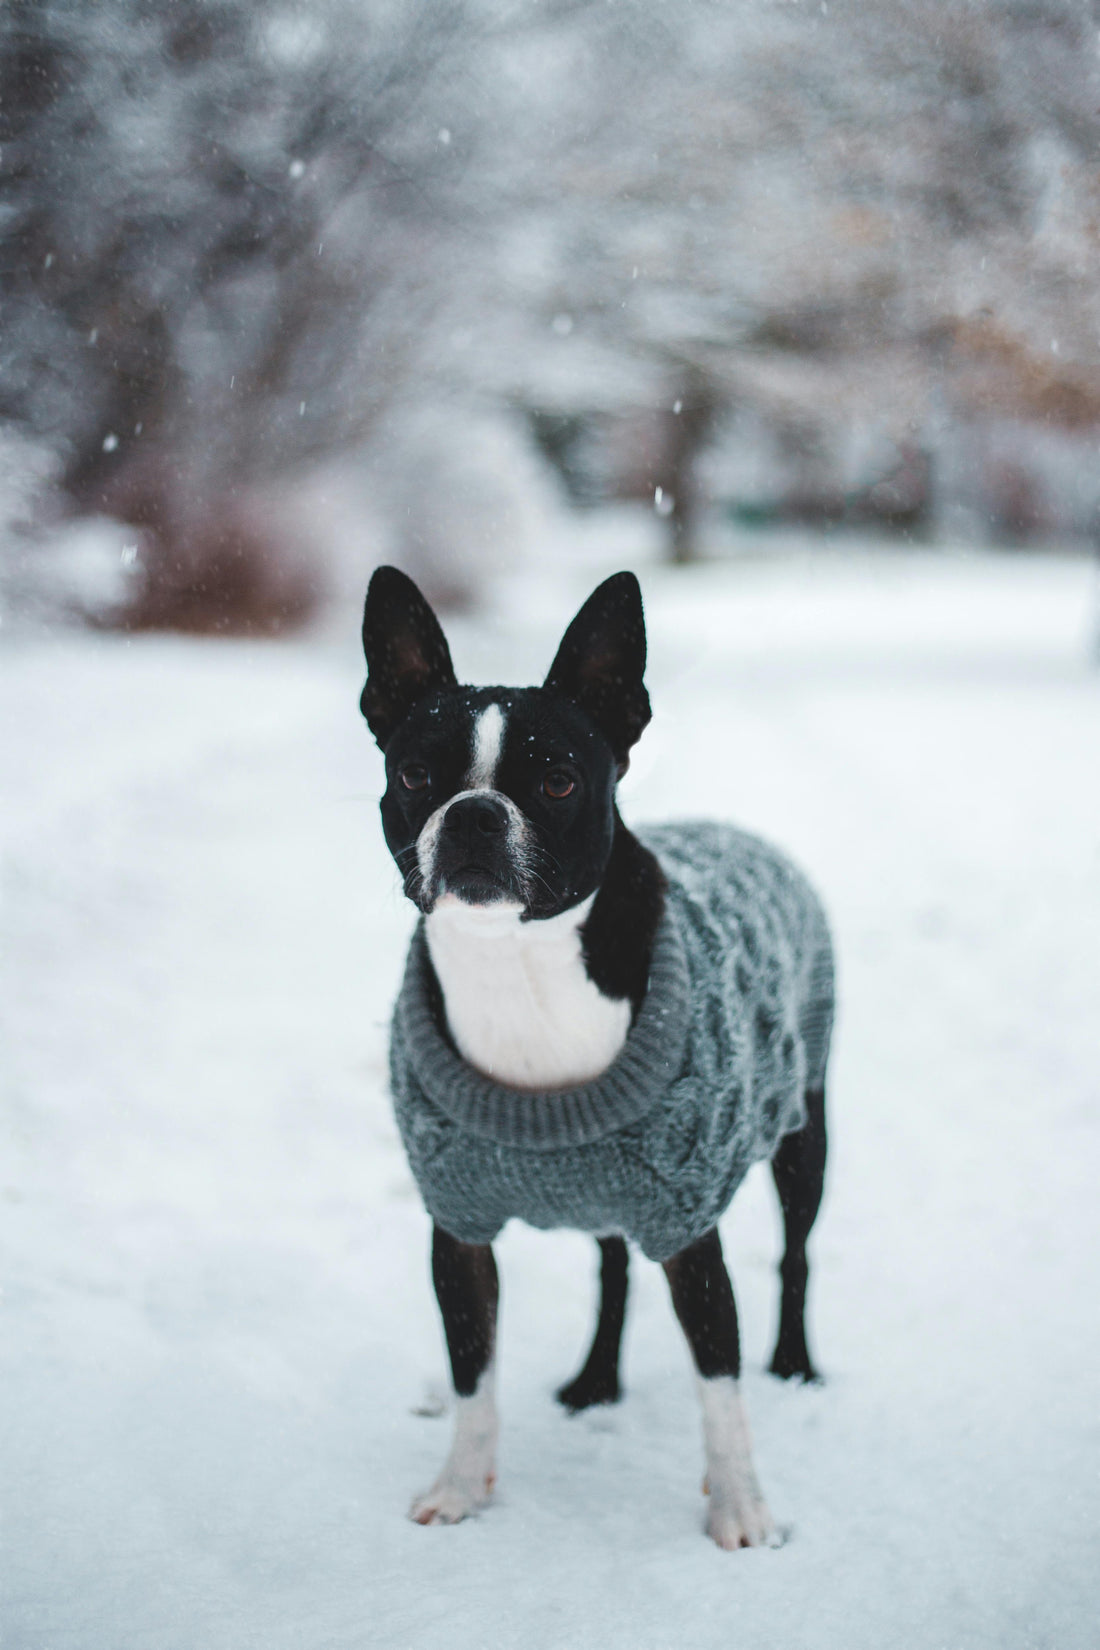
[424,897,631,1090]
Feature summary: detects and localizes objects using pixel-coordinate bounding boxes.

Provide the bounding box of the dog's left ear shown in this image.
[360,566,458,747]
[543,572,651,766]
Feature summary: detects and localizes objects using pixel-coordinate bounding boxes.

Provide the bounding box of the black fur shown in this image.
[663,1228,742,1381]
[581,814,666,1016]
[360,566,457,747]
[431,1225,498,1398]
[556,1235,629,1412]
[362,569,661,942]
[373,682,629,919]
[769,1086,827,1382]
[542,572,652,768]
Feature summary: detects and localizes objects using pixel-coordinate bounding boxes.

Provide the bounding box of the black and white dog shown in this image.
[360,566,828,1550]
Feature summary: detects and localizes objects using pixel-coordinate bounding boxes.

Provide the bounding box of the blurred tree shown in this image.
[0,0,485,628]
[4,0,1100,613]
[454,0,1100,556]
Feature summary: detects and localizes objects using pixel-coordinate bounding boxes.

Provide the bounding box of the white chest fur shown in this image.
[424,894,631,1091]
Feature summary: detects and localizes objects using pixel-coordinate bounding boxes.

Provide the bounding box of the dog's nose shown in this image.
[442,796,508,839]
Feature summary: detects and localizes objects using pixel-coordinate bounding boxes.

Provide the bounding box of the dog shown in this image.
[360,566,832,1550]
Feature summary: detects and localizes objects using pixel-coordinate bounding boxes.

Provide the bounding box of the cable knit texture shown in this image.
[388,822,834,1263]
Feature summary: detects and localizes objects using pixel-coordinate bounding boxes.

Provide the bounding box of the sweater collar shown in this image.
[396,902,690,1149]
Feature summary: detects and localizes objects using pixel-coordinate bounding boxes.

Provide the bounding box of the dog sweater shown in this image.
[388,821,834,1263]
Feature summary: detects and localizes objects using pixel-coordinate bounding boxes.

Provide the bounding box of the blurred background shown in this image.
[3,0,1100,625]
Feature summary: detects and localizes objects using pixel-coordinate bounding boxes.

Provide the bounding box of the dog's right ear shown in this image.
[543,571,650,767]
[360,566,457,747]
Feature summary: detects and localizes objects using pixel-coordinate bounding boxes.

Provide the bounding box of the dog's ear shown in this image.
[360,566,457,747]
[543,572,651,766]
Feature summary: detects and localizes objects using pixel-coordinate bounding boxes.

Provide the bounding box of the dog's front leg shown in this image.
[664,1229,779,1550]
[410,1225,499,1525]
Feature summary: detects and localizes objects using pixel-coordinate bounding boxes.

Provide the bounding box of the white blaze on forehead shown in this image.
[466,702,506,790]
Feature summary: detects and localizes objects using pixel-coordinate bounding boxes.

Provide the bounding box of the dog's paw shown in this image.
[768,1350,822,1384]
[768,1331,821,1383]
[705,1493,783,1551]
[555,1371,621,1413]
[408,1470,496,1526]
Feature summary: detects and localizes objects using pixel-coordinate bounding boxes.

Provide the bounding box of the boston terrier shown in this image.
[360,566,831,1550]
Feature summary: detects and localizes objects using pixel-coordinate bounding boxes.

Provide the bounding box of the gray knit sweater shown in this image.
[388,822,834,1263]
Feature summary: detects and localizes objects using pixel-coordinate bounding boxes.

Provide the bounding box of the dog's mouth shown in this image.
[410,792,541,915]
[437,865,516,906]
[418,861,526,913]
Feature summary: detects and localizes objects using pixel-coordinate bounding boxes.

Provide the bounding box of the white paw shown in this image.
[409,1468,496,1526]
[705,1491,782,1550]
[697,1376,781,1551]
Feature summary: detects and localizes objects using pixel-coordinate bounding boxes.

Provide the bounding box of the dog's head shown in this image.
[361,567,650,919]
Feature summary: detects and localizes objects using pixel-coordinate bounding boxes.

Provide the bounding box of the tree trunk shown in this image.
[657,377,718,566]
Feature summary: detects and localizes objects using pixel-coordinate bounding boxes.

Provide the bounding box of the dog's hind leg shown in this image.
[410,1225,499,1525]
[556,1235,629,1412]
[769,1084,827,1382]
[664,1228,778,1549]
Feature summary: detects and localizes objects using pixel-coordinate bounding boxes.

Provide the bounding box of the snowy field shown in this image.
[4,543,1099,1650]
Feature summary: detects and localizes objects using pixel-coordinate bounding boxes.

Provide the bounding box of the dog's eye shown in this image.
[400,763,429,792]
[542,769,575,799]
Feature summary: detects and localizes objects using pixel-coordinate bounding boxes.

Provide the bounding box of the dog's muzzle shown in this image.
[417,791,531,909]
[442,794,509,849]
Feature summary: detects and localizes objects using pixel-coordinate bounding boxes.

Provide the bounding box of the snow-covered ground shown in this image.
[4,543,1099,1650]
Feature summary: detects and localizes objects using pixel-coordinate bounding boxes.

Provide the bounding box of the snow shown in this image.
[4,544,1099,1649]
